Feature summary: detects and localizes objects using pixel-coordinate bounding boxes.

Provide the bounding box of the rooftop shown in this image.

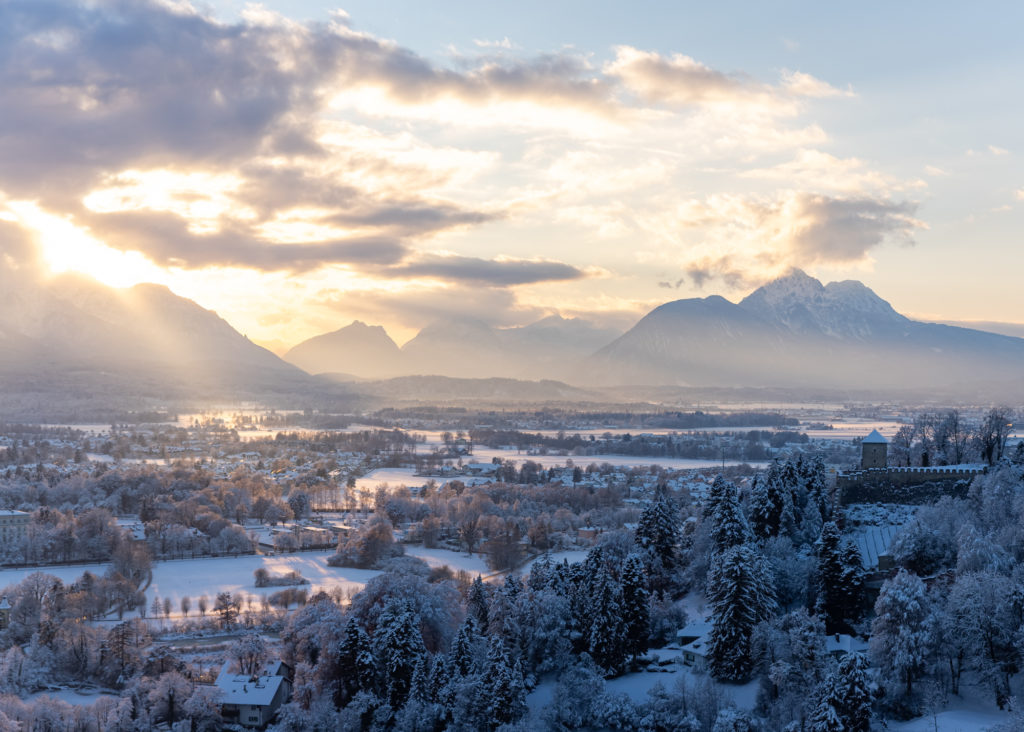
[861,429,888,444]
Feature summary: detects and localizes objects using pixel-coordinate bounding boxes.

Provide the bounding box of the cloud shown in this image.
[783,194,922,262]
[741,149,919,194]
[988,145,1010,156]
[685,257,751,290]
[382,254,589,286]
[604,46,847,109]
[649,191,924,289]
[78,209,409,271]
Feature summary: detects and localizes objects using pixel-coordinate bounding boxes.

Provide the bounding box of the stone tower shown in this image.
[861,429,888,469]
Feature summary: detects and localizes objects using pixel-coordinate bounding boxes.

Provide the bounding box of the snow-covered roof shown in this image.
[215,665,287,707]
[825,634,868,655]
[862,429,888,444]
[855,525,899,569]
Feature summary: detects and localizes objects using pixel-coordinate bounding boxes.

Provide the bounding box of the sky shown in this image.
[1,0,1022,351]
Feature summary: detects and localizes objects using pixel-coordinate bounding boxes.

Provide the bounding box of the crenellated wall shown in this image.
[837,466,985,504]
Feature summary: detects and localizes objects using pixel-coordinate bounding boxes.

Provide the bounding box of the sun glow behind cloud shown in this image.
[5,201,168,288]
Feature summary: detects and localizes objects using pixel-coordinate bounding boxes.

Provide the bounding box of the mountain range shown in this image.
[0,271,335,417]
[284,315,623,382]
[3,266,1024,416]
[587,269,1024,393]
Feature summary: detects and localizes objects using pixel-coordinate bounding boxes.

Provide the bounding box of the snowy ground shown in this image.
[404,547,490,576]
[354,468,492,493]
[0,547,505,621]
[142,551,381,611]
[25,688,116,707]
[886,697,1011,731]
[518,550,589,575]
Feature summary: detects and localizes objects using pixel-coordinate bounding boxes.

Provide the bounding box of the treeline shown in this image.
[888,406,1019,467]
[0,466,315,563]
[374,407,798,431]
[466,428,810,461]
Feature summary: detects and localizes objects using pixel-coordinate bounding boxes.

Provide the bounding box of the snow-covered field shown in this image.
[887,697,1011,731]
[404,547,490,576]
[26,688,115,707]
[0,547,508,619]
[144,551,380,609]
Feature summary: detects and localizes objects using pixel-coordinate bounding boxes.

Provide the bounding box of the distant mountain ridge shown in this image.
[0,272,329,411]
[587,269,1024,394]
[284,314,623,381]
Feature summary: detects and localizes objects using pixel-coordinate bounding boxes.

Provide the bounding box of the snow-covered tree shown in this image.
[708,479,751,555]
[708,544,776,682]
[587,563,627,675]
[229,632,267,675]
[635,489,680,570]
[870,569,931,698]
[337,617,376,705]
[621,553,650,662]
[373,601,426,708]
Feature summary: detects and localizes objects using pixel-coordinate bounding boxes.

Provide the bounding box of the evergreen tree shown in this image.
[749,472,789,540]
[831,652,872,732]
[709,480,752,554]
[707,544,776,682]
[338,618,376,705]
[467,575,490,631]
[373,601,426,708]
[838,541,866,622]
[449,617,480,678]
[621,553,651,662]
[635,489,680,570]
[815,522,846,632]
[587,564,627,674]
[485,636,527,729]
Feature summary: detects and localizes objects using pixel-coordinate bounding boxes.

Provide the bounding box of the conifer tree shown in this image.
[831,652,872,732]
[467,575,490,631]
[815,522,846,632]
[750,472,788,540]
[373,601,426,708]
[449,617,480,678]
[709,480,752,554]
[337,617,375,705]
[587,564,627,674]
[621,553,651,662]
[635,489,680,570]
[707,544,776,682]
[839,541,866,622]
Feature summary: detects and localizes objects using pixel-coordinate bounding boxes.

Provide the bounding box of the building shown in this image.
[861,429,888,469]
[838,428,985,504]
[216,660,293,728]
[0,596,10,630]
[677,620,712,672]
[0,510,30,546]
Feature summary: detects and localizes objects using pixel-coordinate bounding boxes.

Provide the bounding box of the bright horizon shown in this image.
[2,1,1022,352]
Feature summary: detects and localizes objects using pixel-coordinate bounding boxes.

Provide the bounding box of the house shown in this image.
[825,633,868,657]
[0,510,30,545]
[677,621,713,672]
[216,660,293,728]
[0,596,10,630]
